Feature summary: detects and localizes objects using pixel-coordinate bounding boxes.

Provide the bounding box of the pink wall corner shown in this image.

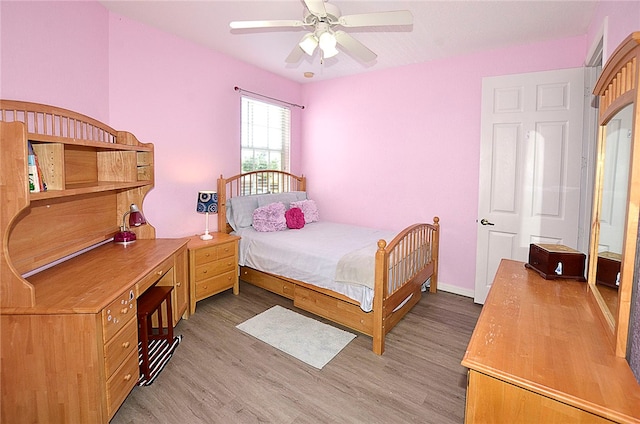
[588,0,640,63]
[107,12,302,238]
[0,1,109,122]
[301,35,586,296]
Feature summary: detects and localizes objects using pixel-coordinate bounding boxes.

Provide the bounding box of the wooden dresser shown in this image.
[187,233,240,314]
[462,259,640,423]
[0,101,188,423]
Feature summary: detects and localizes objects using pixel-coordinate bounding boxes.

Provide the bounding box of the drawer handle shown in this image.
[120,307,129,314]
[205,253,210,257]
[176,281,182,287]
[202,270,208,274]
[124,374,132,382]
[122,341,130,349]
[203,285,208,289]
[156,269,164,276]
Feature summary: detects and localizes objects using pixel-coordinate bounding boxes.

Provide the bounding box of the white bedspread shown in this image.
[234,222,396,312]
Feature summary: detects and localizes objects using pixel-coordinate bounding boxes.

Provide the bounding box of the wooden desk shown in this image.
[462,259,640,423]
[1,238,188,423]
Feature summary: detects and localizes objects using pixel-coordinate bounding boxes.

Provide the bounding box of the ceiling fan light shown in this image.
[318,31,336,49]
[318,31,339,58]
[299,33,318,56]
[321,45,339,58]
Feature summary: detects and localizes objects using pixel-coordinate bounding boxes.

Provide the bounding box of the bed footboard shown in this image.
[372,217,440,354]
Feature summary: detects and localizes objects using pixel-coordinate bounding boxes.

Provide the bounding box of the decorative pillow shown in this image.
[256,191,307,209]
[290,199,319,223]
[252,202,287,232]
[285,207,305,229]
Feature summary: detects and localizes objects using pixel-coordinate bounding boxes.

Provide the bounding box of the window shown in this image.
[241,96,290,172]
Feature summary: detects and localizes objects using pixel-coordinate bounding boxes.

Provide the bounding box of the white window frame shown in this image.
[240,96,291,173]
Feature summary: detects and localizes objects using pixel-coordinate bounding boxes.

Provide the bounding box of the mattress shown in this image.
[234,222,396,312]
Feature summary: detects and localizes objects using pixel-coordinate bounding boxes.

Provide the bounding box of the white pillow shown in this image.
[227,195,260,231]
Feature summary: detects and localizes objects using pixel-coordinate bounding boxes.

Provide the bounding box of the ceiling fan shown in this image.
[229,0,413,64]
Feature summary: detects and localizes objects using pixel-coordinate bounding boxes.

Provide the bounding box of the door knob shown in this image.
[480,218,495,226]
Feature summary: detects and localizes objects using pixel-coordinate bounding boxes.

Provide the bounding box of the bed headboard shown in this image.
[217,170,306,233]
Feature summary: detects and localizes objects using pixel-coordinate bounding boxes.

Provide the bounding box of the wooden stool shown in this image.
[137,285,173,381]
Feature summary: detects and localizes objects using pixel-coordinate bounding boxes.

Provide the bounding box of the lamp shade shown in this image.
[299,33,318,56]
[197,191,218,240]
[128,204,146,227]
[197,191,218,214]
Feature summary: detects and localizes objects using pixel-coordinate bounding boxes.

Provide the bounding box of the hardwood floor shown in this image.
[111,281,482,424]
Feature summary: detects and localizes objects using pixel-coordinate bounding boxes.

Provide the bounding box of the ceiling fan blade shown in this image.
[230,20,303,29]
[334,30,377,62]
[303,0,327,17]
[285,45,305,64]
[338,10,413,27]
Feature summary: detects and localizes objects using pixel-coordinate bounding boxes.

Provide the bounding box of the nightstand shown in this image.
[187,233,240,314]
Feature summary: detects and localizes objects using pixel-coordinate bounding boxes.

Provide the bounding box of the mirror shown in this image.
[590,31,640,357]
[593,104,633,322]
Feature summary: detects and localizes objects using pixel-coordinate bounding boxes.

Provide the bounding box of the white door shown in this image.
[475,68,585,304]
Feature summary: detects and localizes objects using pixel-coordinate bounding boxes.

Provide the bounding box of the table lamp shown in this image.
[197,191,218,240]
[114,203,147,244]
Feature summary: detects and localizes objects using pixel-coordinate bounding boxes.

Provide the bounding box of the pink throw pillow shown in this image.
[290,199,319,224]
[285,207,305,229]
[252,202,287,232]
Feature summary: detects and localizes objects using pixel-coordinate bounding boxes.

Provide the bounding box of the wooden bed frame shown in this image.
[217,170,439,354]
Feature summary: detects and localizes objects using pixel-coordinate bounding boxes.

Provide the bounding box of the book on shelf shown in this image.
[27,142,47,193]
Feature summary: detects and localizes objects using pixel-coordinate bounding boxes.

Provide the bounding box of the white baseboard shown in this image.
[435,281,474,299]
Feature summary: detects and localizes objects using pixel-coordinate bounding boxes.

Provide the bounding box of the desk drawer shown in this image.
[135,256,175,296]
[195,271,236,299]
[106,350,139,419]
[104,317,138,378]
[195,258,235,281]
[102,289,136,342]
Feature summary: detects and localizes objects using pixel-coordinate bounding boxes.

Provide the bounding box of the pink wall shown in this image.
[0,1,302,239]
[107,14,303,238]
[0,1,109,121]
[1,0,638,296]
[300,36,588,296]
[588,0,640,62]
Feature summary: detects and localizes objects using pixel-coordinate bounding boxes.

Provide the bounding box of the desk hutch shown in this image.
[0,100,188,423]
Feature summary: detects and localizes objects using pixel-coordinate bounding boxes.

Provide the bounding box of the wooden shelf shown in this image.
[30,181,153,201]
[0,100,157,296]
[28,135,153,151]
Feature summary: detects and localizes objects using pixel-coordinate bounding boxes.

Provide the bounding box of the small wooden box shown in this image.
[525,243,586,281]
[596,251,621,288]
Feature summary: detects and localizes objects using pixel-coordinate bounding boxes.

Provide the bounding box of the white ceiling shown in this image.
[99,0,600,83]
